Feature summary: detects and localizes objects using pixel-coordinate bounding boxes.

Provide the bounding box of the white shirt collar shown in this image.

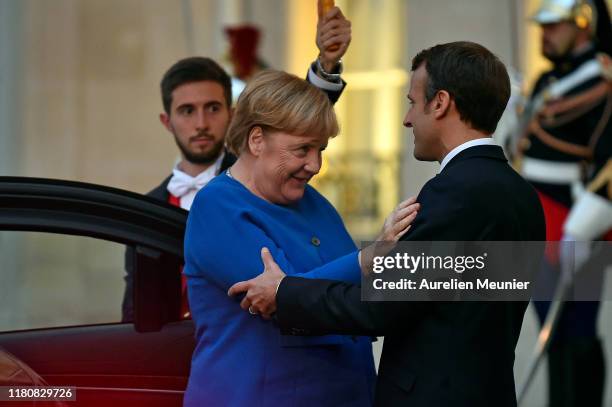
[166,151,225,210]
[439,138,497,172]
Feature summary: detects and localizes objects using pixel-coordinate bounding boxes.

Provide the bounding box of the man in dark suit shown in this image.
[229,41,546,406]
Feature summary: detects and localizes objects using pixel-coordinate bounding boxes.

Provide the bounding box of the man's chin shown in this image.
[542,46,571,63]
[175,135,225,166]
[413,151,436,162]
[183,145,225,165]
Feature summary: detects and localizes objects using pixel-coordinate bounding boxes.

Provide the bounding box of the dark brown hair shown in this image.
[160,57,232,114]
[411,41,510,134]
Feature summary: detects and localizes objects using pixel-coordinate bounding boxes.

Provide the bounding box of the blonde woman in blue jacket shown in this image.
[183,70,418,406]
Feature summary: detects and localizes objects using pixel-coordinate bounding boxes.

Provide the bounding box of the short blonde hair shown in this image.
[225,70,339,155]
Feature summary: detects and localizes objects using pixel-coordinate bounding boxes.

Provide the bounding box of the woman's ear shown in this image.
[247,126,265,156]
[432,90,451,119]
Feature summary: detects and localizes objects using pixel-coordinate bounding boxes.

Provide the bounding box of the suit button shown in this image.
[311,236,321,246]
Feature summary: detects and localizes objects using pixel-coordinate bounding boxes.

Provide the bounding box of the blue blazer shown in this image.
[183,173,375,406]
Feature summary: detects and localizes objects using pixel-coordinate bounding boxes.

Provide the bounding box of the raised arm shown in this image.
[306,1,352,103]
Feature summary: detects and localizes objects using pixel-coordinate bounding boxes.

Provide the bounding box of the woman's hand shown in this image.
[359,197,419,276]
[378,196,420,242]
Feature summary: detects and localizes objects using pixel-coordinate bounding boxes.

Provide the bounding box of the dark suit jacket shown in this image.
[276,144,546,407]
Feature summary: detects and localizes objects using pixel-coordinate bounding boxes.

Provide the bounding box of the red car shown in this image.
[0,177,193,407]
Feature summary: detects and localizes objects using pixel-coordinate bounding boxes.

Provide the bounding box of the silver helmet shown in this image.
[531,0,596,34]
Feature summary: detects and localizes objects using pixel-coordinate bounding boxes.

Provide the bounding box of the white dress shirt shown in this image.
[307,66,344,92]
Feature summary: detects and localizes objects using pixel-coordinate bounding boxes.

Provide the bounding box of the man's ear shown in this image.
[432,90,452,119]
[247,126,265,156]
[159,112,172,132]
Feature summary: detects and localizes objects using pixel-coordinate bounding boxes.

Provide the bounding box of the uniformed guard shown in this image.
[517,0,612,405]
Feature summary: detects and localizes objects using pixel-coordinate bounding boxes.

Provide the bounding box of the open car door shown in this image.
[0,177,194,407]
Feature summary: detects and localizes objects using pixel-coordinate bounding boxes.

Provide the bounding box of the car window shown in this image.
[0,231,126,331]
